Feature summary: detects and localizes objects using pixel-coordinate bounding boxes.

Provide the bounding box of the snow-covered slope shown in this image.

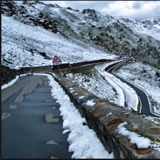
[118,17,160,41]
[2,1,160,68]
[2,15,116,69]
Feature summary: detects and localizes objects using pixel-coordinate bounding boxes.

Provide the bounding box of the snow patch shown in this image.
[1,75,19,90]
[86,100,96,107]
[117,122,151,149]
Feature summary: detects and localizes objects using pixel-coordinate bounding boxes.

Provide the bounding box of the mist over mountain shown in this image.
[2,0,160,68]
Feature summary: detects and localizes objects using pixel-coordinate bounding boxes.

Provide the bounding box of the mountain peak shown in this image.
[141,17,159,25]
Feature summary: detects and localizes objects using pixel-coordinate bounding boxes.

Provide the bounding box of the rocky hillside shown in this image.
[2,0,160,68]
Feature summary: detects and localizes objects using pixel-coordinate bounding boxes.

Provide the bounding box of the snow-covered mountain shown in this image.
[1,0,160,130]
[2,1,160,68]
[1,1,117,69]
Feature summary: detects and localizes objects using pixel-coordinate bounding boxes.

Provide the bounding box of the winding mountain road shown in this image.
[106,60,159,118]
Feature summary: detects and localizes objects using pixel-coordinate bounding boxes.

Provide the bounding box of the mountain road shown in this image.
[106,61,159,118]
[1,75,72,159]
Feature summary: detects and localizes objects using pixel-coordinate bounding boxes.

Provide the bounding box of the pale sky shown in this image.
[42,1,160,20]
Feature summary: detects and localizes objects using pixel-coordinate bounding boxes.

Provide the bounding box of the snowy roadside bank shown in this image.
[1,75,19,90]
[1,73,35,90]
[66,61,139,112]
[95,62,139,111]
[39,73,114,159]
[49,73,160,156]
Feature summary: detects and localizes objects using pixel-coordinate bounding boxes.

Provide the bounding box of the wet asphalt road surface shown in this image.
[1,75,72,159]
[108,62,159,118]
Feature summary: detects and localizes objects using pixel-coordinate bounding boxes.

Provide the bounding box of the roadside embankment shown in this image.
[52,75,160,159]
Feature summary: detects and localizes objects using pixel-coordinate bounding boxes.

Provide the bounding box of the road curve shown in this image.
[1,75,72,159]
[106,61,159,118]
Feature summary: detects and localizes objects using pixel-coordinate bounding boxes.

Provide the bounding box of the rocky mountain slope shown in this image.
[2,0,160,68]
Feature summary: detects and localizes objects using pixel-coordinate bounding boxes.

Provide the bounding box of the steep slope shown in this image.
[2,1,160,68]
[1,1,117,69]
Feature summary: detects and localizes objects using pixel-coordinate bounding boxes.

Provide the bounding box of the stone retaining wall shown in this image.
[53,76,160,159]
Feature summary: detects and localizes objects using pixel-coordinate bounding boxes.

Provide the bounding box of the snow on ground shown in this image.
[102,72,125,107]
[1,75,19,90]
[116,122,151,149]
[116,122,160,151]
[1,73,35,90]
[119,17,160,41]
[46,73,114,159]
[117,62,160,115]
[95,62,139,111]
[97,69,125,107]
[66,69,117,104]
[131,23,160,41]
[66,61,139,111]
[2,15,117,69]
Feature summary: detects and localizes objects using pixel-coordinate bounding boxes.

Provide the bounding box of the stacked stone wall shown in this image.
[53,76,160,159]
